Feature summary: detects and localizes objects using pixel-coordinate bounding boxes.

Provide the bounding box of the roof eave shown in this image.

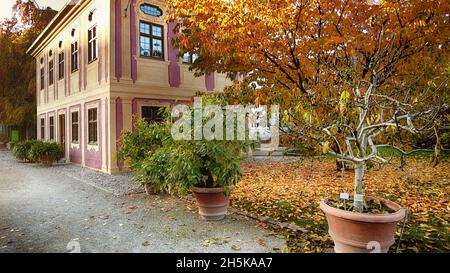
[26,0,83,57]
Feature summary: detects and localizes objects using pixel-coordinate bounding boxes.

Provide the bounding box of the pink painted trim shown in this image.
[45,54,49,103]
[78,46,82,92]
[131,98,190,130]
[83,99,103,170]
[115,97,124,170]
[69,104,82,164]
[168,20,181,87]
[54,54,57,101]
[115,0,122,81]
[130,0,137,83]
[98,30,102,84]
[205,72,215,91]
[131,97,190,116]
[105,97,109,172]
[105,30,109,82]
[67,43,71,96]
[64,47,68,97]
[83,40,87,90]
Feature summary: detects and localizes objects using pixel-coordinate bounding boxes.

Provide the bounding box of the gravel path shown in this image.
[0,149,285,253]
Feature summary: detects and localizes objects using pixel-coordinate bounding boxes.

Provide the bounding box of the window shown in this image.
[88,11,94,22]
[142,106,164,124]
[71,111,79,143]
[71,41,79,72]
[139,21,164,59]
[48,59,54,85]
[88,26,98,63]
[49,116,55,140]
[88,108,98,144]
[140,4,163,17]
[182,52,198,65]
[58,52,65,80]
[40,67,45,90]
[40,118,45,139]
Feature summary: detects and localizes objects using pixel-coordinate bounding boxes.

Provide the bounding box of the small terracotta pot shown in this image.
[191,187,231,221]
[143,183,156,195]
[41,156,54,167]
[320,197,406,253]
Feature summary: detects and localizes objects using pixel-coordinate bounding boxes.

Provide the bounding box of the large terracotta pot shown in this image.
[191,187,230,221]
[320,197,406,253]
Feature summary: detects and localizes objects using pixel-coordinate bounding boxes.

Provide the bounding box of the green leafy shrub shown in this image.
[137,95,254,195]
[28,141,64,165]
[12,140,38,162]
[118,116,171,189]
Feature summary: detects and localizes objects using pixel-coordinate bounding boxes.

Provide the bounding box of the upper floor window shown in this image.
[88,26,98,63]
[58,52,65,80]
[139,21,163,59]
[182,52,198,65]
[48,59,54,86]
[140,4,163,17]
[71,41,79,72]
[40,67,45,90]
[88,108,98,145]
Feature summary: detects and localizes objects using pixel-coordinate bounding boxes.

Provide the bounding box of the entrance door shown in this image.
[59,114,66,157]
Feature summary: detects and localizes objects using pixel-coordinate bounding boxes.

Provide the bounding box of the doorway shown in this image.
[59,114,66,157]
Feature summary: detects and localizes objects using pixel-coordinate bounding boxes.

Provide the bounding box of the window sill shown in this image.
[88,142,98,146]
[139,55,165,61]
[71,69,79,74]
[88,58,98,65]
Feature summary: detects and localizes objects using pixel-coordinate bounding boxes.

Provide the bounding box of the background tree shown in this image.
[167,0,449,211]
[0,0,56,139]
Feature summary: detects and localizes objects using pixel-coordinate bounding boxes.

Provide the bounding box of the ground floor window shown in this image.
[49,116,55,140]
[142,106,164,123]
[71,111,79,143]
[88,108,98,144]
[40,118,45,139]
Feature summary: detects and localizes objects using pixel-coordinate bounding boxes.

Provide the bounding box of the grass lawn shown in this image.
[231,151,449,253]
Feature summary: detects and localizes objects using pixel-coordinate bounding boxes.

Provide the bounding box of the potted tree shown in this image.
[138,95,253,220]
[167,0,448,250]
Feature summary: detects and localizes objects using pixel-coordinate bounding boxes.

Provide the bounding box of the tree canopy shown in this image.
[0,0,56,127]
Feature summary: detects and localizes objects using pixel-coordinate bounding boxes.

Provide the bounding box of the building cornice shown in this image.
[27,0,91,57]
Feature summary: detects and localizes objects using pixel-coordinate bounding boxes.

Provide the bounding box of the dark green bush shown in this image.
[119,95,255,195]
[28,141,64,165]
[12,140,38,162]
[137,95,254,195]
[118,116,171,190]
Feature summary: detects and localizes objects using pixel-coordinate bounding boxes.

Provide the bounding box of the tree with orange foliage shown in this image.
[167,0,449,212]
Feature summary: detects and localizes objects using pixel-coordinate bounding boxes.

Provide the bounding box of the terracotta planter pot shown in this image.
[320,197,406,253]
[41,156,54,167]
[143,183,156,195]
[191,187,231,221]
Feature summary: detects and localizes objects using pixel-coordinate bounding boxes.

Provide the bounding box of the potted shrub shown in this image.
[12,140,38,162]
[118,117,170,194]
[138,95,253,220]
[28,141,64,166]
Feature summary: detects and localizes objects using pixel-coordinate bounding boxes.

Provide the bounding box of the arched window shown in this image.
[140,4,163,17]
